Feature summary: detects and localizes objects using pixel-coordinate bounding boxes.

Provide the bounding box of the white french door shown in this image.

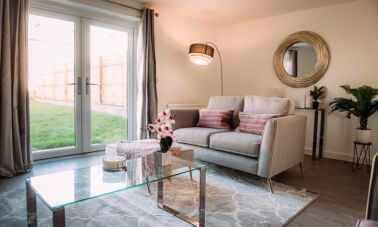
[29,8,136,160]
[82,19,133,153]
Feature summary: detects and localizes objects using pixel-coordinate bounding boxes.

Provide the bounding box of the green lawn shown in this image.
[30,100,127,151]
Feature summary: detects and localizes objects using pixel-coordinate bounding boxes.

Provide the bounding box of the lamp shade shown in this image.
[188,43,214,65]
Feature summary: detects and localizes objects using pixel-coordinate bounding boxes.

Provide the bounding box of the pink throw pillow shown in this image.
[237,112,277,135]
[197,109,234,130]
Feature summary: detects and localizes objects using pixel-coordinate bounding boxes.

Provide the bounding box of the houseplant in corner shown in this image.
[147,112,176,165]
[310,86,327,109]
[330,85,378,143]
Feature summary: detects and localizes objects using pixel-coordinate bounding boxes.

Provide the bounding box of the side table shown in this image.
[295,108,325,160]
[353,141,372,172]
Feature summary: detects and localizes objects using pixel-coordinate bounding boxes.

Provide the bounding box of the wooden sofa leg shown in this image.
[266,178,274,193]
[299,163,304,177]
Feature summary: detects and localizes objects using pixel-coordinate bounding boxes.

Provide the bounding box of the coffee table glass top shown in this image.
[26,153,205,210]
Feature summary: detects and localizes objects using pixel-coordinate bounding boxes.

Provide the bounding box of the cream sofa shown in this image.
[168,96,307,192]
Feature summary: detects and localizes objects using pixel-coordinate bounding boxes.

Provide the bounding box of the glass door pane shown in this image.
[88,24,128,146]
[28,13,78,155]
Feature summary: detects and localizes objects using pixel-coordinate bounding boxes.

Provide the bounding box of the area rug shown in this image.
[0,163,318,227]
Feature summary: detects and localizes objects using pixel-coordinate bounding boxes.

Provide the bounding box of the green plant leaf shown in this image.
[330,85,378,129]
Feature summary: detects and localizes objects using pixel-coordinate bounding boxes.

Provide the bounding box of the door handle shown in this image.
[67,77,82,95]
[86,77,98,95]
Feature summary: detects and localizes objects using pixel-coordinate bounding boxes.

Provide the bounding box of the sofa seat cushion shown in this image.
[210,132,262,158]
[175,127,227,147]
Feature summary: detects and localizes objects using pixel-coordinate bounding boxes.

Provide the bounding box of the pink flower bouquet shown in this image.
[147,112,176,153]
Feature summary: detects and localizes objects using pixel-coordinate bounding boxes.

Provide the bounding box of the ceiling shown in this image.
[139,0,356,25]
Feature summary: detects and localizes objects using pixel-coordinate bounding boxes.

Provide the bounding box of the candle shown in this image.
[103,155,126,171]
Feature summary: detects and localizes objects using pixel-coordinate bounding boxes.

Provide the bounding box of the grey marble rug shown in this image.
[0,163,318,227]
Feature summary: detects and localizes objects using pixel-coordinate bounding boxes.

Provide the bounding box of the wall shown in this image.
[153,0,378,161]
[217,0,378,161]
[150,6,220,111]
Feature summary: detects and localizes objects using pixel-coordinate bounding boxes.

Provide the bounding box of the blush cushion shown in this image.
[197,109,234,130]
[236,112,277,135]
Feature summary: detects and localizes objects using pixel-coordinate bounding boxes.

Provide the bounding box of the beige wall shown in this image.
[152,0,378,161]
[151,6,219,111]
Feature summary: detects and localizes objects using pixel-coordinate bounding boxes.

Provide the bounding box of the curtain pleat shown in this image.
[0,0,32,177]
[136,8,157,139]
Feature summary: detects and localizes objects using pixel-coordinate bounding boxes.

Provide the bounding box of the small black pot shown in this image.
[159,136,173,153]
[312,101,319,109]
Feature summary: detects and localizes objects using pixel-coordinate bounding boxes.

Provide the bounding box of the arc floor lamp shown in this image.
[188,42,224,96]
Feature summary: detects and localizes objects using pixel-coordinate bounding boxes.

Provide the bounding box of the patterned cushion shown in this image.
[197,109,234,130]
[208,96,244,128]
[237,112,277,135]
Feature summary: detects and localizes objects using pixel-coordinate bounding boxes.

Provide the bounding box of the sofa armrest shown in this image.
[166,109,199,130]
[257,114,307,178]
[356,220,378,227]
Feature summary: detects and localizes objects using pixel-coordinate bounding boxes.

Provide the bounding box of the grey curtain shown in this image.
[136,8,157,139]
[0,0,32,177]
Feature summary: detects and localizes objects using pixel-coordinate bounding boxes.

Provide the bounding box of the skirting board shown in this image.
[305,147,356,162]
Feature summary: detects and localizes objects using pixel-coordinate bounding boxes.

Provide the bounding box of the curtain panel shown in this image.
[136,8,157,139]
[0,0,32,177]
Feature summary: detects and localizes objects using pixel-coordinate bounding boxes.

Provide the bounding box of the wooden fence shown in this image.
[30,56,127,107]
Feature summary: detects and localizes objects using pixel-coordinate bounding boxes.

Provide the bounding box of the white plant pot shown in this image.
[355,129,372,143]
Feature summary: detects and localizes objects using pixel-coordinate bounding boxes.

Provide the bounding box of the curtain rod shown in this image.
[101,0,159,17]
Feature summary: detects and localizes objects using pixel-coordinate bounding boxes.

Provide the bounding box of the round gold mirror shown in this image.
[273,31,330,88]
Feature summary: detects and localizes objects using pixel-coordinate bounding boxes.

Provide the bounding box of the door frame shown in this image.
[29,3,138,160]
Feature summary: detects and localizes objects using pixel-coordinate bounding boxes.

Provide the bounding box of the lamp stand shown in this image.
[206,42,223,96]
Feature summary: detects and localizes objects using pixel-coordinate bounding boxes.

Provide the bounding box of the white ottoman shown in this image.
[105,139,194,162]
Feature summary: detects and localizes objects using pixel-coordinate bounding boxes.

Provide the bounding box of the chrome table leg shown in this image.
[157,166,207,227]
[199,166,207,227]
[26,182,37,227]
[52,207,65,227]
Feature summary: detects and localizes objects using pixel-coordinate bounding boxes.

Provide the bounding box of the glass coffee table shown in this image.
[26,153,207,227]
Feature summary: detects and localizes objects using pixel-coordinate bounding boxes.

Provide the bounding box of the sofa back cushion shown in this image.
[244,96,290,115]
[197,109,234,130]
[207,96,244,128]
[237,112,277,135]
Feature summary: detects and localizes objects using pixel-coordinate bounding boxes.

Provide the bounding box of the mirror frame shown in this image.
[273,31,330,88]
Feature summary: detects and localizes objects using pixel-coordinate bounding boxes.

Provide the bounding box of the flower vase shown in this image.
[155,150,172,167]
[159,136,173,152]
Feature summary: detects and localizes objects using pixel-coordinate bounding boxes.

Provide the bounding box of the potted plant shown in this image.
[147,112,176,165]
[310,86,327,109]
[330,85,378,143]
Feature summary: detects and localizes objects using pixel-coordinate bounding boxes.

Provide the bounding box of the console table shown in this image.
[295,108,325,160]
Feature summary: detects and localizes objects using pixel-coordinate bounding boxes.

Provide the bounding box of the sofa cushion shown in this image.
[209,131,262,158]
[237,112,277,135]
[174,127,227,147]
[244,96,290,115]
[207,96,244,128]
[197,109,234,130]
